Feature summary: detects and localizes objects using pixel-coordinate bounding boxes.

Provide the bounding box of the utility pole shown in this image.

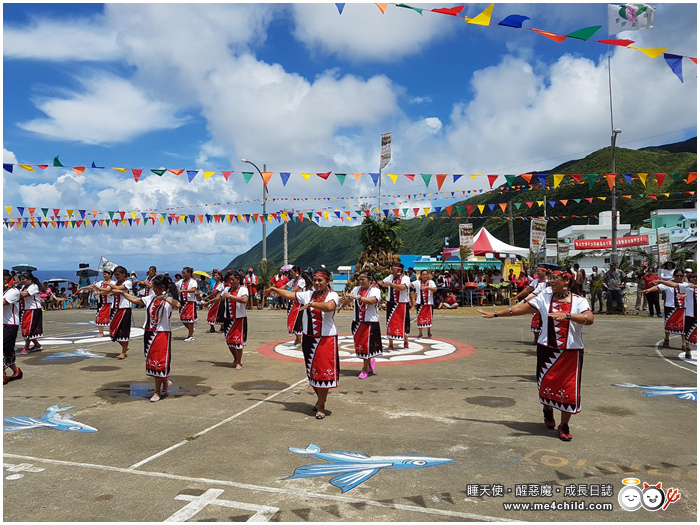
[508,201,515,245]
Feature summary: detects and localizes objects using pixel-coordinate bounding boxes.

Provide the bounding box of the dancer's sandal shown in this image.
[150,393,161,403]
[543,407,556,429]
[315,411,326,419]
[557,423,572,442]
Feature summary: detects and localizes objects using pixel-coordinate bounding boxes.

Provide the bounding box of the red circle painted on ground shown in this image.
[257,336,474,366]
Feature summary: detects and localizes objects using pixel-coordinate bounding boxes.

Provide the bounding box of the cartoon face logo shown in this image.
[618,485,643,512]
[642,483,665,511]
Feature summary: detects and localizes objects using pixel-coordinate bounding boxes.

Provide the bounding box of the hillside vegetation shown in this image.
[226,139,696,272]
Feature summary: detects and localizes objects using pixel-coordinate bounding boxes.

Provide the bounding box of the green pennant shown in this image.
[566,25,602,41]
[307,212,314,221]
[574,199,581,203]
[335,173,346,186]
[455,206,463,215]
[670,172,682,185]
[514,202,522,209]
[108,211,115,220]
[53,155,64,167]
[586,174,598,189]
[41,208,49,217]
[151,169,166,176]
[420,174,432,188]
[242,171,255,184]
[505,175,516,187]
[396,3,423,14]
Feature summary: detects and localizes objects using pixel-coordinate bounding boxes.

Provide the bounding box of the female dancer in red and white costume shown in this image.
[286,266,310,346]
[205,271,248,369]
[103,266,133,359]
[79,268,114,338]
[204,270,225,333]
[644,269,687,350]
[646,271,696,358]
[413,270,437,339]
[339,271,382,379]
[270,268,339,419]
[378,263,411,350]
[112,274,180,402]
[4,270,23,383]
[18,272,44,354]
[177,267,199,342]
[479,267,594,442]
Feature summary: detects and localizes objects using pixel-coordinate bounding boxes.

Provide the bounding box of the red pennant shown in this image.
[222,171,232,181]
[655,173,667,188]
[585,197,593,203]
[432,6,464,16]
[36,165,49,170]
[466,205,475,215]
[570,174,582,184]
[525,202,533,208]
[648,194,657,200]
[487,174,499,188]
[404,174,415,181]
[445,206,453,216]
[132,168,143,182]
[316,172,331,180]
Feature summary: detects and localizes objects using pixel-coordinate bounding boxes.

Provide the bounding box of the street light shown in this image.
[241,158,267,263]
[610,128,622,266]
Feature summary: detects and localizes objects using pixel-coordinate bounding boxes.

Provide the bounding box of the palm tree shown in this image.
[358,216,403,255]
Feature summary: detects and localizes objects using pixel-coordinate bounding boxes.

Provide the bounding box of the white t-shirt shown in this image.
[528,293,591,350]
[491,274,502,284]
[658,284,681,308]
[679,283,696,315]
[3,287,21,325]
[22,283,42,310]
[142,294,173,332]
[412,280,436,305]
[290,277,307,293]
[658,268,674,281]
[351,285,381,323]
[113,280,133,309]
[96,279,115,306]
[225,286,248,319]
[177,278,199,303]
[383,274,411,303]
[296,289,339,336]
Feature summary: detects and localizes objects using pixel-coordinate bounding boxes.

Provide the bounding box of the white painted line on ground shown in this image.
[165,488,279,522]
[127,378,309,469]
[654,338,697,374]
[4,453,515,522]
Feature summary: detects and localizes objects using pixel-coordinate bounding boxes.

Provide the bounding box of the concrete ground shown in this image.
[3,305,697,522]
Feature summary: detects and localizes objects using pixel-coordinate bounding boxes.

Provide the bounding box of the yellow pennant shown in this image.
[112,167,127,173]
[19,164,36,172]
[300,173,311,181]
[387,173,399,184]
[203,171,215,180]
[5,206,12,215]
[629,46,669,59]
[471,173,481,180]
[477,204,485,213]
[638,173,648,187]
[553,174,565,188]
[467,2,494,25]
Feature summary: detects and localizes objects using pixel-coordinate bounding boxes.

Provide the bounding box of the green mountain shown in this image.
[226,139,697,272]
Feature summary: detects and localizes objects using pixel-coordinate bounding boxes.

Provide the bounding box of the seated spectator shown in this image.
[436,291,459,309]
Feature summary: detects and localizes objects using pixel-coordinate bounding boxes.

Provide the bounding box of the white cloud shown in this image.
[291,3,457,62]
[3,14,121,61]
[18,74,187,144]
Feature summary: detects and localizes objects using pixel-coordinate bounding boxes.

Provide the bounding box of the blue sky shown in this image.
[3,2,697,273]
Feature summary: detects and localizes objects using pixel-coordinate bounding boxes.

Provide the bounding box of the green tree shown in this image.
[358,217,403,254]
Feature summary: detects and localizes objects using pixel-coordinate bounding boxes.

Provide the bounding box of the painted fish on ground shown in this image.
[286,443,452,492]
[615,383,697,402]
[3,405,98,433]
[41,349,105,360]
